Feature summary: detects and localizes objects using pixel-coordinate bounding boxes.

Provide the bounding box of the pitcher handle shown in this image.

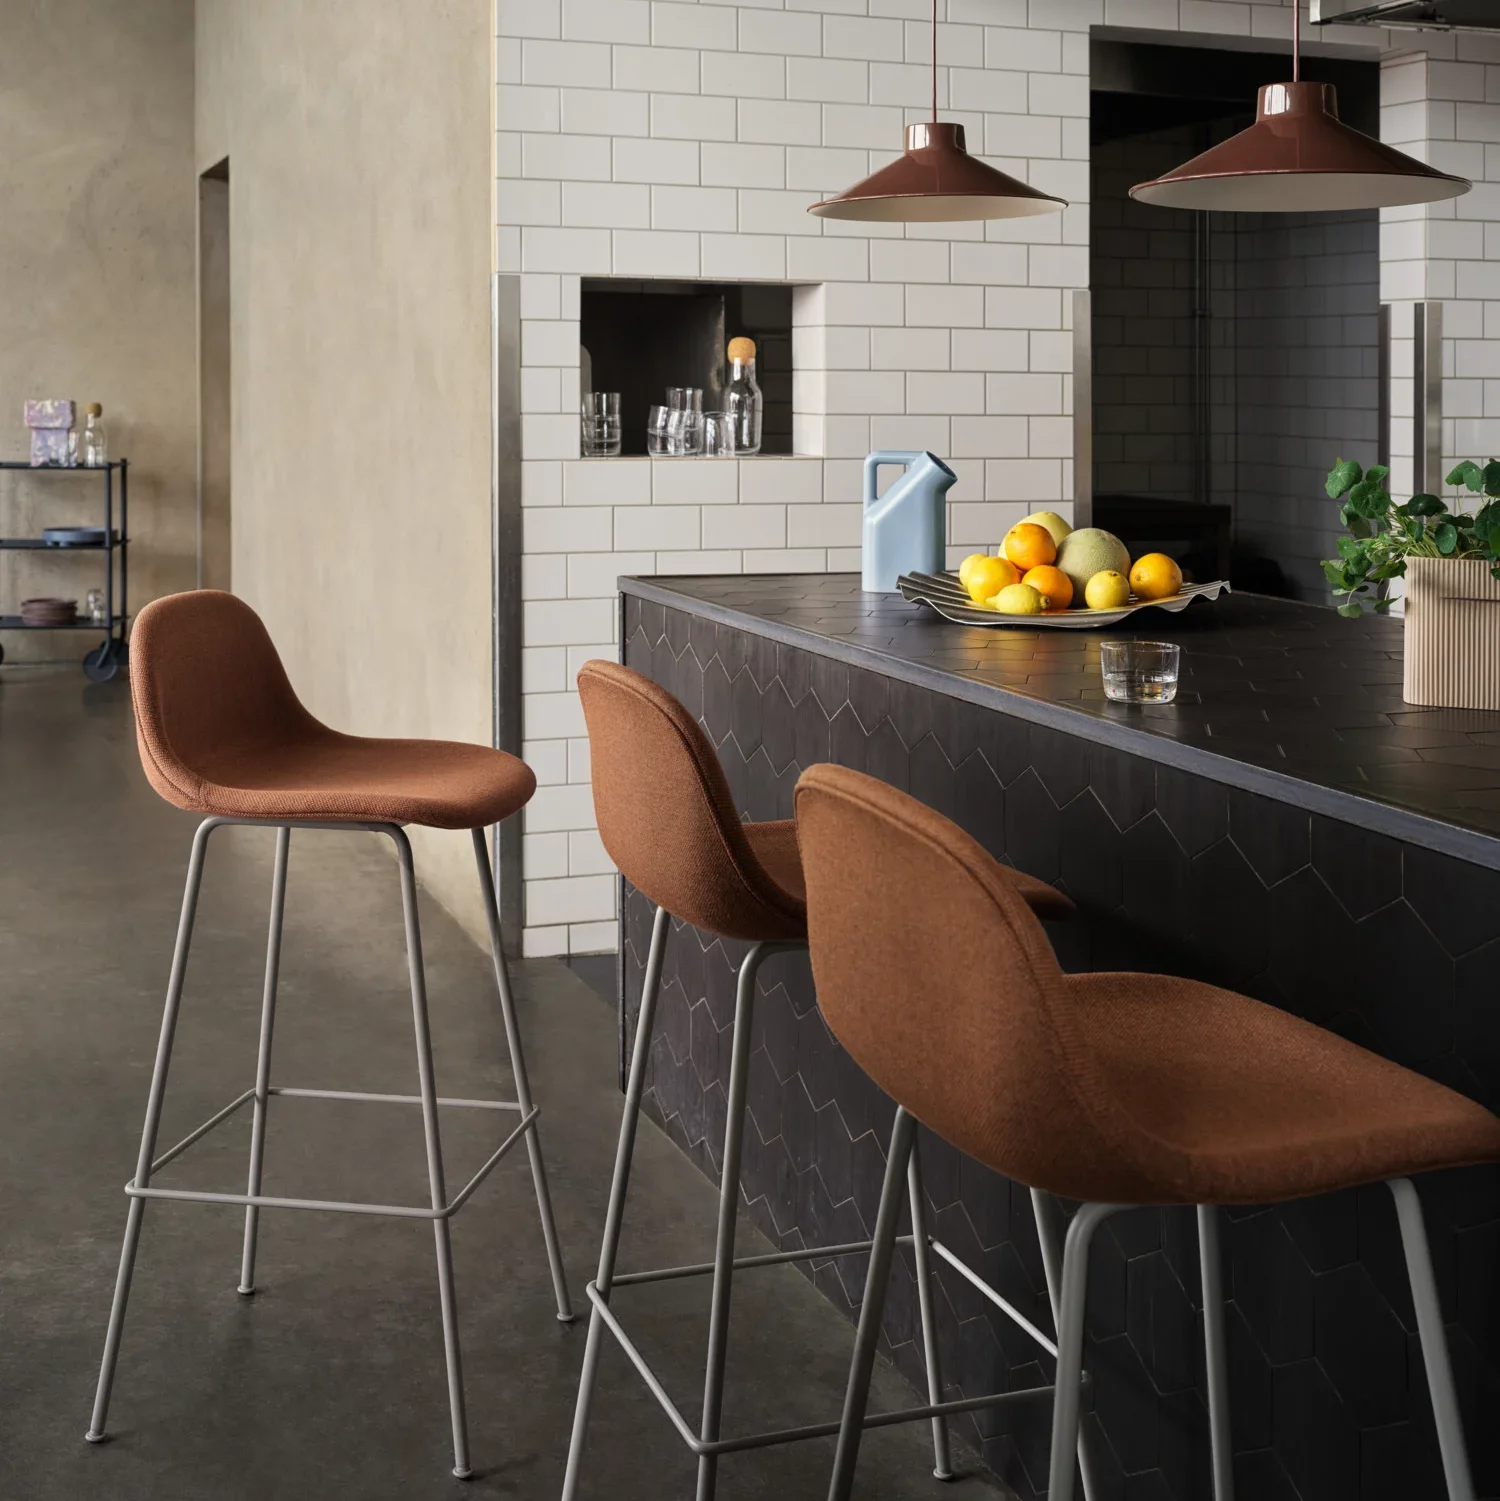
[863,451,924,509]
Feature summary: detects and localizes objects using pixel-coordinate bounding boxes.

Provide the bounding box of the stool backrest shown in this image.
[795,762,1133,1195]
[577,660,804,941]
[130,590,318,811]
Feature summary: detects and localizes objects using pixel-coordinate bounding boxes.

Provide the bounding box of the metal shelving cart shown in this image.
[0,458,129,681]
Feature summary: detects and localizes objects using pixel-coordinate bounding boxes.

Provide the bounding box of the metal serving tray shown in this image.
[898,570,1230,628]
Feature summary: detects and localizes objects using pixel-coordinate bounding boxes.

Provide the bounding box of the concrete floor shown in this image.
[0,666,1004,1501]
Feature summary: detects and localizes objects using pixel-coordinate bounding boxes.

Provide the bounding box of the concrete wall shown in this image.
[195,0,496,935]
[0,0,197,659]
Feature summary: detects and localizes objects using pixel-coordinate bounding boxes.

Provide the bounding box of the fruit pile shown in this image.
[958,511,1182,616]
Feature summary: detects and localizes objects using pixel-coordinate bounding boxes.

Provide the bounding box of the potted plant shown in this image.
[1323,458,1500,710]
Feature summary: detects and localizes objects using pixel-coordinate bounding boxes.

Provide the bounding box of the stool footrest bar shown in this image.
[930,1237,1059,1359]
[609,1235,913,1287]
[269,1086,525,1111]
[131,1103,539,1221]
[584,1281,1058,1459]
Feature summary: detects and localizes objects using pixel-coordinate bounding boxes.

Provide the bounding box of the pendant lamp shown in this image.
[1131,6,1469,212]
[808,0,1065,223]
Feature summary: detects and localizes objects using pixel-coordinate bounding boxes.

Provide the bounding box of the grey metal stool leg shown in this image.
[561,903,671,1501]
[239,826,291,1296]
[827,1105,919,1501]
[695,941,773,1501]
[907,1136,953,1481]
[471,828,573,1323]
[1030,1188,1100,1501]
[86,817,217,1443]
[1389,1177,1476,1501]
[1046,1201,1120,1501]
[1197,1205,1235,1501]
[393,829,470,1481]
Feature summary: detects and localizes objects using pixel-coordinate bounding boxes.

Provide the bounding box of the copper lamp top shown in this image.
[1131,81,1470,213]
[809,121,1066,223]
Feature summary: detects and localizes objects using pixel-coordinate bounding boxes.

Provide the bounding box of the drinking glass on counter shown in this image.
[646,404,670,457]
[1100,640,1180,704]
[665,387,703,456]
[703,411,736,457]
[581,391,621,457]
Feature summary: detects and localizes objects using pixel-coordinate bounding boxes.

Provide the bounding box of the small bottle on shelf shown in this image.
[725,337,763,456]
[82,404,108,467]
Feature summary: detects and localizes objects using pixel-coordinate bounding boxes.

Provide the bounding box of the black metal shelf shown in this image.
[0,615,124,630]
[0,458,129,680]
[0,538,125,551]
[0,460,125,471]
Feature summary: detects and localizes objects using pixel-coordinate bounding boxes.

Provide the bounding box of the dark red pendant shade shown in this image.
[1131,81,1470,213]
[808,122,1066,223]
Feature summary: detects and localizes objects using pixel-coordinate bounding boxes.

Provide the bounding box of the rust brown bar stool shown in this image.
[84,590,572,1479]
[795,763,1500,1501]
[563,661,1074,1501]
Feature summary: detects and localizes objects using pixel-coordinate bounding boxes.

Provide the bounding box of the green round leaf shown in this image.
[1436,521,1460,555]
[1326,458,1362,499]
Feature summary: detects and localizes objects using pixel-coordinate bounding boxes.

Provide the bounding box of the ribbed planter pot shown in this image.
[1403,555,1500,709]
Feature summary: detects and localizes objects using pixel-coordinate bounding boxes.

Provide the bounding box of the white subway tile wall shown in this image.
[497,1,1443,955]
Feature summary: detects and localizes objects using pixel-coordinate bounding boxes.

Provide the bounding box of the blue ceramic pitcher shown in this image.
[861,451,955,592]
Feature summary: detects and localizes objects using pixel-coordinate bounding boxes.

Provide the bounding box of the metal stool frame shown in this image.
[85,815,573,1480]
[560,906,1071,1501]
[830,1106,1479,1501]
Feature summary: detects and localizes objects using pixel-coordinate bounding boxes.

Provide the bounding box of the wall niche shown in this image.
[580,279,792,457]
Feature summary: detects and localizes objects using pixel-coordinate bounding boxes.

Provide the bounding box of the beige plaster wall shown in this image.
[0,0,197,659]
[194,0,495,937]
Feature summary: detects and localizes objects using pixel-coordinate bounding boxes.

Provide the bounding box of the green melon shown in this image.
[1055,528,1131,600]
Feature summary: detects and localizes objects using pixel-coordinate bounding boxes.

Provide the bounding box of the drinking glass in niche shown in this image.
[725,337,762,456]
[703,412,736,458]
[665,388,703,456]
[581,392,621,458]
[646,405,670,457]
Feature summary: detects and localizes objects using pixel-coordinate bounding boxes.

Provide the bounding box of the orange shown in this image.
[1129,552,1183,601]
[1002,521,1057,572]
[1021,564,1073,611]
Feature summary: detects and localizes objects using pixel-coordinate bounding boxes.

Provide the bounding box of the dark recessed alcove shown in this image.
[580,279,793,457]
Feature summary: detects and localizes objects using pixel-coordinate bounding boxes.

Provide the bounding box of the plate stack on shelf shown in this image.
[20,597,78,626]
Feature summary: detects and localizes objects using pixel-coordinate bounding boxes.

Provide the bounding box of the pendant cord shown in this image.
[931,0,938,121]
[1293,0,1300,82]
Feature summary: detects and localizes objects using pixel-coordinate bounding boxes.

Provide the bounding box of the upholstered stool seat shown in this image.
[562,661,1075,1501]
[795,763,1500,1501]
[86,590,571,1481]
[130,590,536,828]
[1066,971,1500,1205]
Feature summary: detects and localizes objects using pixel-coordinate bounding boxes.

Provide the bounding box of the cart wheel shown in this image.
[82,642,119,683]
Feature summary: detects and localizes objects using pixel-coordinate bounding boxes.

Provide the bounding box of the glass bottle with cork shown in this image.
[725,337,762,456]
[81,403,108,467]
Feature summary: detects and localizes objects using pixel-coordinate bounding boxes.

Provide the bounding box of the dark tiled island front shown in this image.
[617,573,1500,1501]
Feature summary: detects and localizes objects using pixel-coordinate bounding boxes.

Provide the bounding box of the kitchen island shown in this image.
[618,573,1500,1501]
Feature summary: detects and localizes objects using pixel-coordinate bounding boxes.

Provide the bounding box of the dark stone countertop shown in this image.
[619,572,1500,872]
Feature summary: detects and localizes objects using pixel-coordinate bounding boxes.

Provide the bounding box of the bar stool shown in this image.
[564,661,1074,1500]
[84,590,572,1479]
[794,763,1500,1501]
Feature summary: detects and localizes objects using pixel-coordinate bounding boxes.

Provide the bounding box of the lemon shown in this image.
[1020,510,1073,548]
[1084,570,1131,610]
[959,553,1019,604]
[990,582,1046,616]
[1129,552,1183,601]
